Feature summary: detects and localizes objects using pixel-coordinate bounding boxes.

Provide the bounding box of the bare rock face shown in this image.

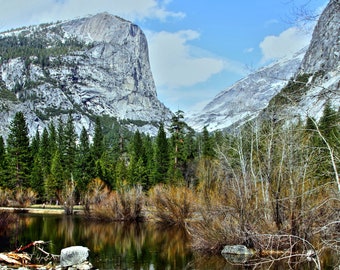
[285,0,340,120]
[188,0,339,131]
[0,13,172,139]
[186,48,306,131]
[298,0,340,74]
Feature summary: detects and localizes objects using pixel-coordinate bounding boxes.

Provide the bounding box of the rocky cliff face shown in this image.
[186,48,306,131]
[279,0,339,120]
[0,13,172,139]
[188,0,339,131]
[299,0,339,74]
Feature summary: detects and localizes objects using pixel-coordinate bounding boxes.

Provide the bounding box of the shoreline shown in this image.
[0,205,84,215]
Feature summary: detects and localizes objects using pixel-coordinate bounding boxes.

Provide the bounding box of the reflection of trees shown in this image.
[4,215,194,269]
[148,225,192,269]
[82,222,147,254]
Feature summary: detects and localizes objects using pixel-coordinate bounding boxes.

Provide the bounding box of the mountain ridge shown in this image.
[187,0,339,131]
[0,12,172,139]
[186,47,307,131]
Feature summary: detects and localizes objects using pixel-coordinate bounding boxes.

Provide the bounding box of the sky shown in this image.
[0,0,327,114]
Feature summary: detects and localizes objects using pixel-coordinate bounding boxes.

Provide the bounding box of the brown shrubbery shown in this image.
[147,184,197,228]
[0,188,37,207]
[85,178,145,221]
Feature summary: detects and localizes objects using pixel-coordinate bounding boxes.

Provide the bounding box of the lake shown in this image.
[0,213,338,269]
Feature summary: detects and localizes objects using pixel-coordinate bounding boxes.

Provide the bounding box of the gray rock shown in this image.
[221,245,255,264]
[68,261,93,270]
[60,246,89,267]
[221,245,255,255]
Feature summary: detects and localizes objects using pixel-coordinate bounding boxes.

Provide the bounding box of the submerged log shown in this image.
[0,240,53,268]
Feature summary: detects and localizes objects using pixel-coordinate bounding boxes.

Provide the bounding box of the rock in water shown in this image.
[221,245,254,255]
[60,246,89,267]
[221,245,255,264]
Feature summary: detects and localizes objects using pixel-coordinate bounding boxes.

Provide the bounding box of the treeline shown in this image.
[0,28,92,65]
[0,110,217,203]
[0,103,338,208]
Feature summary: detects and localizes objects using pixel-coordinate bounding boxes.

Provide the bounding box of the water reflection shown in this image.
[0,214,206,269]
[0,214,338,269]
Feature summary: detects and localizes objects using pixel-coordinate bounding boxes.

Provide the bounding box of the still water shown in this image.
[0,213,232,269]
[0,213,338,269]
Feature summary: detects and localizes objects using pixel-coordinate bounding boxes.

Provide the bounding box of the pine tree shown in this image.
[48,122,57,156]
[31,130,40,158]
[202,126,215,158]
[142,135,154,190]
[64,114,77,179]
[319,102,339,145]
[315,102,340,182]
[153,123,169,184]
[115,158,127,189]
[57,117,65,165]
[75,127,94,194]
[40,127,51,178]
[131,130,144,161]
[92,116,104,161]
[0,136,9,187]
[45,149,64,202]
[127,130,146,186]
[30,155,44,199]
[7,112,31,188]
[169,110,185,167]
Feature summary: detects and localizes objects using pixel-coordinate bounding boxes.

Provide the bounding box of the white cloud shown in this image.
[259,26,312,63]
[244,47,254,53]
[0,0,184,31]
[146,30,224,88]
[264,19,279,27]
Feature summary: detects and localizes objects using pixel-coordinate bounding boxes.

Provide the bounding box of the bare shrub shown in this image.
[148,184,197,228]
[60,178,76,215]
[0,188,11,206]
[86,178,110,204]
[89,184,145,221]
[14,188,37,207]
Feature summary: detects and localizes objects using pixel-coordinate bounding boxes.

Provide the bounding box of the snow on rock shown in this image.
[188,0,339,132]
[0,13,172,139]
[186,48,306,131]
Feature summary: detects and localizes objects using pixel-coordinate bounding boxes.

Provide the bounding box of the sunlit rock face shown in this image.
[188,0,339,132]
[280,0,340,121]
[298,0,340,74]
[186,48,306,131]
[0,13,172,139]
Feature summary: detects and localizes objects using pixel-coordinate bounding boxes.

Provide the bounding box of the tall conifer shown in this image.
[153,123,169,184]
[64,114,77,179]
[7,112,31,188]
[92,117,104,160]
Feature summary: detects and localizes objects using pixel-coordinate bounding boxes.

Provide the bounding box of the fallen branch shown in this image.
[0,252,31,265]
[0,240,58,267]
[15,240,46,253]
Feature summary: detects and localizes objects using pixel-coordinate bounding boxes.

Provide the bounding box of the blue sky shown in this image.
[0,0,327,114]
